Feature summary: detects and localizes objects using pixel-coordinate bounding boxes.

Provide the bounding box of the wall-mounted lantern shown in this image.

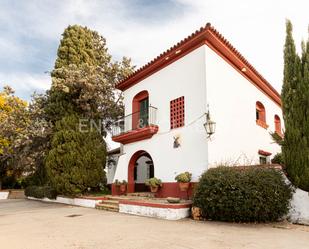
[203,110,216,138]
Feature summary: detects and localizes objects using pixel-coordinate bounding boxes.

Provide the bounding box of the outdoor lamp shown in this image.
[204,112,216,137]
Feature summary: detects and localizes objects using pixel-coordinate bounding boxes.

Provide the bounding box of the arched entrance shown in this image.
[128,150,154,193]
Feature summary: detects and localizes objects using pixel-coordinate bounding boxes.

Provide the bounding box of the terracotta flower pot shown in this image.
[179,182,190,192]
[191,207,202,220]
[120,184,126,194]
[150,186,159,193]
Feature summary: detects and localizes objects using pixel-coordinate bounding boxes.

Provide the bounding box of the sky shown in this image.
[0,0,309,101]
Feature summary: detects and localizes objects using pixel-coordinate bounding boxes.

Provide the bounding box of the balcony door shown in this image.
[139,97,149,128]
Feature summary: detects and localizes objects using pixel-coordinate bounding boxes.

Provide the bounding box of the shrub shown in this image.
[193,167,293,222]
[25,186,57,199]
[114,179,121,186]
[1,175,20,189]
[175,172,192,183]
[145,177,162,188]
[271,153,284,165]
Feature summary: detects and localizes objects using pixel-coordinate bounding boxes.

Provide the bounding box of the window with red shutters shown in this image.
[170,96,185,129]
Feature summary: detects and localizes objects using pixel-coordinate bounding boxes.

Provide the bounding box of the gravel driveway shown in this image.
[0,199,308,249]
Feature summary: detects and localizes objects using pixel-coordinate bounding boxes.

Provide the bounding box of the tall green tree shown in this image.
[54,25,109,69]
[46,115,106,195]
[281,20,309,191]
[45,25,134,194]
[47,25,133,124]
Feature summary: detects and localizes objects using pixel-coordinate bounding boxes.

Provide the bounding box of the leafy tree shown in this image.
[45,25,134,194]
[45,115,106,195]
[18,92,52,186]
[281,20,309,191]
[47,25,134,124]
[0,86,51,189]
[0,86,29,188]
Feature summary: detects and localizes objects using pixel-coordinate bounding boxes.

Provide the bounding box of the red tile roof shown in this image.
[116,23,281,106]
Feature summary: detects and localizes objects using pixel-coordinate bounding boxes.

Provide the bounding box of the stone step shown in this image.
[8,190,25,199]
[105,196,130,201]
[96,203,119,212]
[127,192,155,198]
[101,199,119,205]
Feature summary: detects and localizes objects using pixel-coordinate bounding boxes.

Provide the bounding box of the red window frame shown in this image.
[256,101,268,129]
[274,115,282,136]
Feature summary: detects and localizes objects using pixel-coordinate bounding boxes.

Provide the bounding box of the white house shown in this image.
[109,23,283,197]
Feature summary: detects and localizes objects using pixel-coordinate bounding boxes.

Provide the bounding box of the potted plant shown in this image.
[145,177,162,193]
[119,180,127,194]
[175,172,192,191]
[114,179,121,189]
[114,179,122,194]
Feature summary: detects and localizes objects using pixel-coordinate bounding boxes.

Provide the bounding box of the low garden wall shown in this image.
[286,179,309,225]
[27,196,101,208]
[119,200,191,220]
[0,191,9,200]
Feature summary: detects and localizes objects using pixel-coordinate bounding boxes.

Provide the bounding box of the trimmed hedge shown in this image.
[25,186,57,199]
[193,167,293,222]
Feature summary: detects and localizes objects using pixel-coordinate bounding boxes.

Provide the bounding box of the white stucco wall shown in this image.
[119,204,190,220]
[289,187,309,225]
[205,46,283,166]
[114,46,208,183]
[113,43,283,183]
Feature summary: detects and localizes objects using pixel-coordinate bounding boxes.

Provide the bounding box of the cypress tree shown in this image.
[54,25,98,69]
[45,25,133,194]
[282,20,309,191]
[45,115,106,195]
[47,25,110,122]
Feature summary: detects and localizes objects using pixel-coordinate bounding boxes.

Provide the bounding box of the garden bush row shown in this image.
[25,186,57,199]
[193,166,293,222]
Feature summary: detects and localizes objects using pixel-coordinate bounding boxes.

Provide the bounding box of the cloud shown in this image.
[0,0,309,99]
[0,72,51,100]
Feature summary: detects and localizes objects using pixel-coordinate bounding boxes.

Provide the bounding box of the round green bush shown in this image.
[193,167,293,222]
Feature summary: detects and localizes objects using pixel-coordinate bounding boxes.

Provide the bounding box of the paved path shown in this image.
[0,199,308,249]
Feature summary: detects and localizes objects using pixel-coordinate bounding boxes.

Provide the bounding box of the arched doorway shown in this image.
[128,150,154,193]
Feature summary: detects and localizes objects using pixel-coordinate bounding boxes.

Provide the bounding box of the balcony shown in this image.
[111,106,159,144]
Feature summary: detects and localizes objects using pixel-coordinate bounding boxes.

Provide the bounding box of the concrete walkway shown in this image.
[0,199,308,249]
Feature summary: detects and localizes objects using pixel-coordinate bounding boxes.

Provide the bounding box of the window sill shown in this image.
[256,120,269,129]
